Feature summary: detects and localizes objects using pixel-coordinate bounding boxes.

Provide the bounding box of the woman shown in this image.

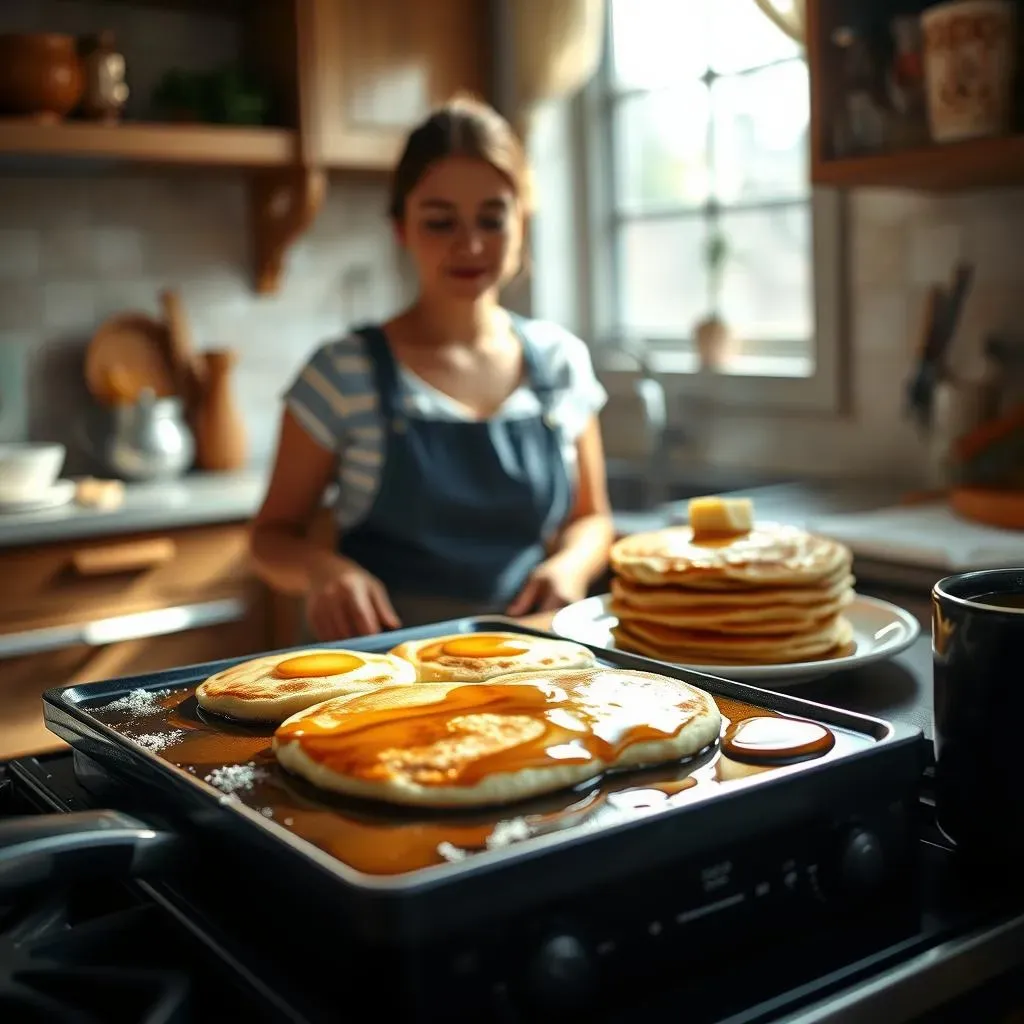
[251,95,613,640]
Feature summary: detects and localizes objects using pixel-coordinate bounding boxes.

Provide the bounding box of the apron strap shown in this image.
[352,324,400,422]
[510,314,559,413]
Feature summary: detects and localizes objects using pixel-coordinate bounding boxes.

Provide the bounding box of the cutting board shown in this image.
[807,503,1024,572]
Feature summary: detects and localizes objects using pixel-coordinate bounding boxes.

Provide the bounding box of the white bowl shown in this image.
[0,442,66,503]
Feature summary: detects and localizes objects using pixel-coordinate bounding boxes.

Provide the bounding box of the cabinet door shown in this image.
[0,591,269,761]
[304,0,489,168]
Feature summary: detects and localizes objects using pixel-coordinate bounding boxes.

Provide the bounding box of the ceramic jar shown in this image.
[921,0,1016,142]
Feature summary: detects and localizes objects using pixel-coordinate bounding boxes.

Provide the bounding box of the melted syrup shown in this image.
[273,652,364,679]
[420,635,533,660]
[89,685,841,878]
[275,676,704,786]
[721,716,835,766]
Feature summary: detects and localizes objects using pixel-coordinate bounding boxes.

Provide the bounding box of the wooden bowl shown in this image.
[0,33,85,121]
[950,487,1024,531]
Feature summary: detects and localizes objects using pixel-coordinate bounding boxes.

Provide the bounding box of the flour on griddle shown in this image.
[204,761,266,794]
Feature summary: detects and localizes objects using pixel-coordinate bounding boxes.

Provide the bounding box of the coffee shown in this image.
[973,591,1024,610]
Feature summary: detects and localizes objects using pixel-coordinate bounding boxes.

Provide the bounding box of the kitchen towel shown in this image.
[807,502,1024,572]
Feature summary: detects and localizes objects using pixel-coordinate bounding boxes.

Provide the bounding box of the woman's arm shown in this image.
[549,416,614,577]
[249,410,350,596]
[506,416,614,614]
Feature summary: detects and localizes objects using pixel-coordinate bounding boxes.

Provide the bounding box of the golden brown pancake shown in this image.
[605,509,857,667]
[389,631,596,683]
[611,572,856,609]
[273,667,722,808]
[610,522,852,588]
[613,616,855,666]
[196,649,418,723]
[612,587,854,635]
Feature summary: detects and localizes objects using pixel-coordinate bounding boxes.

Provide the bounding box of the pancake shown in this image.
[389,631,597,682]
[612,584,854,635]
[604,501,857,667]
[196,649,418,723]
[613,615,855,666]
[610,522,852,588]
[273,667,722,808]
[611,572,856,609]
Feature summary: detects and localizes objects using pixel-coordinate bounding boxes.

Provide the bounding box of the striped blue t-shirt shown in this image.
[283,318,608,530]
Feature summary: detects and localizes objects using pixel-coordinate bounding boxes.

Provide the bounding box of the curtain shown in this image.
[751,0,806,44]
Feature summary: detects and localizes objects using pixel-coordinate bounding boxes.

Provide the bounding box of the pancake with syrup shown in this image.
[272,667,722,808]
[196,649,418,723]
[608,497,856,665]
[389,631,596,683]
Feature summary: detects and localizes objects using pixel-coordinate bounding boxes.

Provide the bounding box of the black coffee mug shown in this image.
[933,568,1024,861]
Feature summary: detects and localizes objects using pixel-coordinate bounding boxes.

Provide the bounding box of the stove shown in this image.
[3,750,1023,1024]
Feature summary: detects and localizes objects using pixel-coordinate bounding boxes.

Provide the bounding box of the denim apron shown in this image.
[338,320,573,625]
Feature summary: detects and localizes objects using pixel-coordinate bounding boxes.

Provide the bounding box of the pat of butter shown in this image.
[688,496,754,535]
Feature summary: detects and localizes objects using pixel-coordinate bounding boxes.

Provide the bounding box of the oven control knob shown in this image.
[837,826,887,896]
[523,933,595,1010]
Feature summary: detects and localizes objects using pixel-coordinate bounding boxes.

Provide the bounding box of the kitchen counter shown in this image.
[0,470,939,606]
[0,469,269,548]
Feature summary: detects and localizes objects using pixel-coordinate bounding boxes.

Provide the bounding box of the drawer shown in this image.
[0,585,270,760]
[0,523,255,632]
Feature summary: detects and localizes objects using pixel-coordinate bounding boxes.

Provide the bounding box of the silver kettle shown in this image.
[82,389,195,481]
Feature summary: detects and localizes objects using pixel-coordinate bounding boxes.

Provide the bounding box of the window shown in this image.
[581,0,844,409]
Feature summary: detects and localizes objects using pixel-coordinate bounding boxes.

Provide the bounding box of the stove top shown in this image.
[0,754,299,1024]
[1,752,1022,1024]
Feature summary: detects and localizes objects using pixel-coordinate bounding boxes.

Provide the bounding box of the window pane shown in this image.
[708,0,801,73]
[619,217,708,336]
[610,0,708,88]
[717,204,811,343]
[711,61,809,204]
[614,87,710,212]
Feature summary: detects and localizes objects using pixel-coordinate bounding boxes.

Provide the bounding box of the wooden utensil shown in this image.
[85,313,176,407]
[159,287,206,411]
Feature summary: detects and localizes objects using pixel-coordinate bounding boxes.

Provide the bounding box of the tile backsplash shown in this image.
[0,173,411,471]
[3,170,1024,484]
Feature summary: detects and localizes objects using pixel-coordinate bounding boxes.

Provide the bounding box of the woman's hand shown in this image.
[505,554,591,617]
[305,557,402,640]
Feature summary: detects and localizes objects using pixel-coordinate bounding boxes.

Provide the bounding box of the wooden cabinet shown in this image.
[0,0,493,290]
[302,0,489,168]
[808,0,1024,191]
[0,522,271,760]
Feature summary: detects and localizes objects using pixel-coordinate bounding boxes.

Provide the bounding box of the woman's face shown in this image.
[397,156,524,302]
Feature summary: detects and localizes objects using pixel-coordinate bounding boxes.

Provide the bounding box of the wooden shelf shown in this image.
[0,120,297,167]
[813,134,1024,191]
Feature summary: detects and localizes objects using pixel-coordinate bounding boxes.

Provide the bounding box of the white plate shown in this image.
[550,593,922,686]
[0,479,76,514]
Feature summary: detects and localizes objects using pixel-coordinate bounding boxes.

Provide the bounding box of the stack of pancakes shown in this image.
[609,520,856,665]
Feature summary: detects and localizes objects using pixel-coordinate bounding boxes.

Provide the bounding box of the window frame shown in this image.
[576,6,848,415]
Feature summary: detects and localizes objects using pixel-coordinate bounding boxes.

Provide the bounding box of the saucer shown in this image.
[0,479,76,514]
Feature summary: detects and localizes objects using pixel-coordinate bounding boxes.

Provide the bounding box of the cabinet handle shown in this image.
[0,598,247,661]
[71,538,177,576]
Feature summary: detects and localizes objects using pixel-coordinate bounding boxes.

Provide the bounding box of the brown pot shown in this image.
[0,33,85,121]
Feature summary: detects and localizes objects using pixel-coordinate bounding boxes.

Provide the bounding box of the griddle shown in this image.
[9,617,928,1020]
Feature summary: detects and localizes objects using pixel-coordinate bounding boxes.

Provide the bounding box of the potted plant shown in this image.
[694,228,738,371]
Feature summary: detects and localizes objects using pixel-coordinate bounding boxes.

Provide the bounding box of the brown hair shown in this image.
[387,94,533,221]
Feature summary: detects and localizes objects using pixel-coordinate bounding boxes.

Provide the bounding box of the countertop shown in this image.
[0,471,904,551]
[0,469,270,548]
